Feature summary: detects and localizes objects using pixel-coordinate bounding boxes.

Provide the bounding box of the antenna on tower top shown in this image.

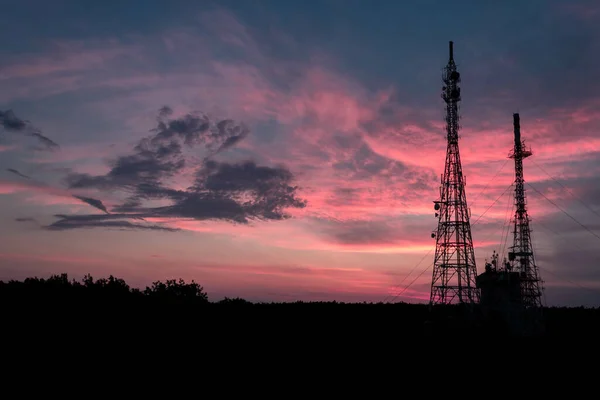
[513,113,521,144]
[449,41,454,61]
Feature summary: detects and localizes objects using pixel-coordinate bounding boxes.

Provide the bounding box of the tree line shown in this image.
[2,273,600,338]
[0,273,211,305]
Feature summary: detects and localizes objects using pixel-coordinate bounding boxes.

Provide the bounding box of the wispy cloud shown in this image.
[6,168,30,179]
[45,214,179,232]
[72,195,109,214]
[31,106,308,231]
[0,109,59,150]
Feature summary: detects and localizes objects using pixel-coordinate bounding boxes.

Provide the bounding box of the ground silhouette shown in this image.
[2,273,599,338]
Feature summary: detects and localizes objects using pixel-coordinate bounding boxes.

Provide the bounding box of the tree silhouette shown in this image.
[144,278,208,303]
[1,272,599,338]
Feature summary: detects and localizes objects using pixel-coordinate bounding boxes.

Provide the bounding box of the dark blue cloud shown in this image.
[54,107,306,229]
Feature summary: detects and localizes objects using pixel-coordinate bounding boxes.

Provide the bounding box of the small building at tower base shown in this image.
[475,252,527,335]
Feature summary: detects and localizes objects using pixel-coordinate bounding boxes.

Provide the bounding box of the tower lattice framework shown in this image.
[430,41,479,305]
[508,113,543,309]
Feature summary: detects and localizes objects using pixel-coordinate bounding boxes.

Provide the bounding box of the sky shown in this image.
[1,0,600,306]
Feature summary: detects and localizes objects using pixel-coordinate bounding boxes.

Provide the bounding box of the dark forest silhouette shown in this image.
[2,273,599,338]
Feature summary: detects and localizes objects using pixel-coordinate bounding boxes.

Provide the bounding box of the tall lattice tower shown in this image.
[507,113,544,309]
[430,41,479,305]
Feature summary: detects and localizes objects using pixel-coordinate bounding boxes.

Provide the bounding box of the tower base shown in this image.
[476,267,545,336]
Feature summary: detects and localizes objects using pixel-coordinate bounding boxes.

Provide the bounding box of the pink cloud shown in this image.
[0,39,138,81]
[0,180,69,196]
[94,42,595,259]
[148,213,505,258]
[0,251,110,266]
[25,142,122,167]
[274,66,390,131]
[0,179,119,212]
[386,285,431,303]
[0,249,407,303]
[193,262,398,302]
[3,8,599,305]
[559,2,600,20]
[22,193,85,207]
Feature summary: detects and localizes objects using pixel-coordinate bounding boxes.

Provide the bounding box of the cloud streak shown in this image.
[45,214,179,232]
[72,195,109,214]
[7,168,30,179]
[0,109,59,150]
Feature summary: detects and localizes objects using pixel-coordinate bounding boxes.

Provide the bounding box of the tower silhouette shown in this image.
[507,113,544,310]
[430,41,479,305]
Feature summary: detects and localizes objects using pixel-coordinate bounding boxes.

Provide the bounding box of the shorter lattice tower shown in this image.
[507,113,543,309]
[429,41,479,305]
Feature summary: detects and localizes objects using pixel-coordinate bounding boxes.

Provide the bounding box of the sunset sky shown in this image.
[1,0,600,306]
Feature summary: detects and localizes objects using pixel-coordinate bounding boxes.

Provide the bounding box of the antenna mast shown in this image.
[430,41,480,305]
[508,114,544,309]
